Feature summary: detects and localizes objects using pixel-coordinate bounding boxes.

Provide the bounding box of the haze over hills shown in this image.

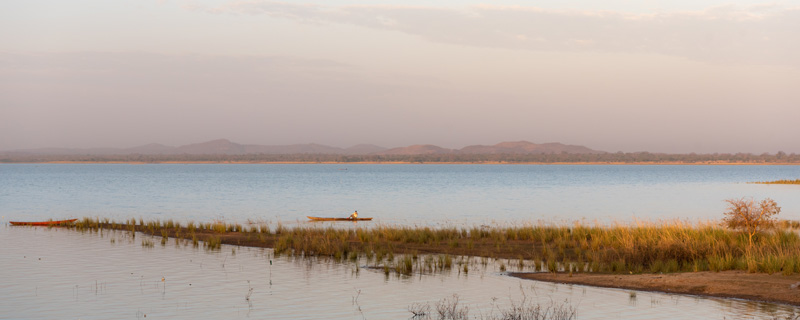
[379,144,454,155]
[171,139,366,155]
[1,139,603,155]
[458,141,600,155]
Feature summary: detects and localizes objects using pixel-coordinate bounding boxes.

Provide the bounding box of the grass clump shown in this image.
[141,238,154,248]
[205,236,222,250]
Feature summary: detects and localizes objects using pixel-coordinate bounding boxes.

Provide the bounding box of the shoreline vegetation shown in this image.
[44,217,800,306]
[3,152,800,164]
[754,179,800,185]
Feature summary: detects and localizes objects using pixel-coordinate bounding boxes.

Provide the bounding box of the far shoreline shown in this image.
[5,160,800,165]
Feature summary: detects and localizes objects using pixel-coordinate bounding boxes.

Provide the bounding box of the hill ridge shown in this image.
[1,140,603,155]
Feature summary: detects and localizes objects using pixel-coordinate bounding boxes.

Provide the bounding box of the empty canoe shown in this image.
[9,219,78,226]
[307,216,373,221]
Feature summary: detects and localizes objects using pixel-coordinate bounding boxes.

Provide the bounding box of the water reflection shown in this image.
[0,226,798,319]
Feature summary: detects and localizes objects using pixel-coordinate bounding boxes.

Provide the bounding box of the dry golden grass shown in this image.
[753,179,800,185]
[68,217,800,275]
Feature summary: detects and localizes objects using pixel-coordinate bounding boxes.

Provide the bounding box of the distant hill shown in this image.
[2,147,122,155]
[172,139,354,155]
[176,139,246,154]
[1,139,602,156]
[459,141,603,154]
[5,141,800,164]
[245,143,353,155]
[2,139,376,155]
[377,141,602,155]
[378,144,454,155]
[344,144,388,154]
[125,143,175,154]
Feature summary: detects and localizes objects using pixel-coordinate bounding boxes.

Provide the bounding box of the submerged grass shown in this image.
[66,217,800,276]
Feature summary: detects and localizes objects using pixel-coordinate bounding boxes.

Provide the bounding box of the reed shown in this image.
[205,236,222,250]
[192,233,199,247]
[141,238,154,248]
[212,223,226,233]
[255,220,800,275]
[396,256,414,275]
[64,217,800,276]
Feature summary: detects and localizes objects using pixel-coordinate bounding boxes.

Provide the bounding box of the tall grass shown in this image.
[66,217,800,275]
[256,220,800,275]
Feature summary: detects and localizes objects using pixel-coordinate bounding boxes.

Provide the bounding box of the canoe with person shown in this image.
[9,219,78,226]
[307,211,372,221]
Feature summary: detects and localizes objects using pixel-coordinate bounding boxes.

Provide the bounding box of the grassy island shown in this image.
[44,217,800,306]
[65,218,800,276]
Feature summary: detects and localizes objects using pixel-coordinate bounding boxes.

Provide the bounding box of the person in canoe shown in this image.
[348,210,358,220]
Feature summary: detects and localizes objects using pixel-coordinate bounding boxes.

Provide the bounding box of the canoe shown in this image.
[307,216,373,221]
[9,219,78,226]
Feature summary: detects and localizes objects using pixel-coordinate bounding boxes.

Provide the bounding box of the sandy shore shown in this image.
[510,271,800,306]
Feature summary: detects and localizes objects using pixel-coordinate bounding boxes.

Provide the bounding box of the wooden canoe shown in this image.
[9,219,78,226]
[307,216,373,221]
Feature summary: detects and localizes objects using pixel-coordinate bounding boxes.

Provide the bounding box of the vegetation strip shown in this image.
[59,217,800,274]
[47,217,800,306]
[753,179,800,185]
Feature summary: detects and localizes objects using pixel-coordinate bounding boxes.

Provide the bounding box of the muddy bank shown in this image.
[511,271,800,306]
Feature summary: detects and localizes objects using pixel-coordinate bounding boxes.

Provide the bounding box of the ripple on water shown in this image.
[0,226,798,319]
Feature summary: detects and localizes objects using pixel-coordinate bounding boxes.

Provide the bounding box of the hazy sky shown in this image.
[2,0,799,153]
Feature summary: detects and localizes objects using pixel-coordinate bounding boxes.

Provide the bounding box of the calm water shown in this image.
[2,164,800,224]
[1,226,797,319]
[2,164,800,319]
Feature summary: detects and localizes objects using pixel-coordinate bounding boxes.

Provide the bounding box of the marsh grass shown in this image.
[205,236,222,250]
[396,256,414,275]
[141,238,154,248]
[67,218,800,275]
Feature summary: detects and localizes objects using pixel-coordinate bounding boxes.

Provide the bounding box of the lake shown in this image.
[2,164,800,224]
[2,164,800,319]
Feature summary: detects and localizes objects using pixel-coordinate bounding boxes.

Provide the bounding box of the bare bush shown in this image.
[500,299,577,320]
[410,294,576,320]
[723,197,781,247]
[437,294,469,320]
[409,302,431,318]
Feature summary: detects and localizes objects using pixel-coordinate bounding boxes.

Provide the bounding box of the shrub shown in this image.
[723,198,780,247]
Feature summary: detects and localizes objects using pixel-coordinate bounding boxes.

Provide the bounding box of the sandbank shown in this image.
[511,271,800,306]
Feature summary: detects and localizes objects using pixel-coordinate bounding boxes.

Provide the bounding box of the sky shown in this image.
[1,0,799,153]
